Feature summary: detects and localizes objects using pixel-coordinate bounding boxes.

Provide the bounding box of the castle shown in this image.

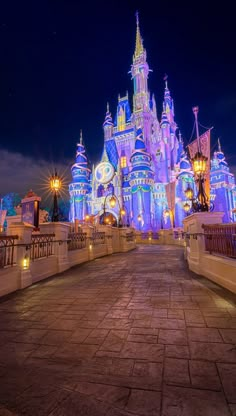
[69,15,236,231]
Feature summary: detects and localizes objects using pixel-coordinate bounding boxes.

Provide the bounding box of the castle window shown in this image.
[121,156,127,168]
[97,185,104,198]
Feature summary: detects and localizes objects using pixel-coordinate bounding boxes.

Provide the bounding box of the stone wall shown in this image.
[0,223,136,298]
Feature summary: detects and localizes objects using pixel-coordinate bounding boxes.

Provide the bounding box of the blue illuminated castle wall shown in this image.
[69,17,236,230]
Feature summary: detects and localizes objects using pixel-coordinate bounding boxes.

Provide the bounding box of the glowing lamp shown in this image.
[85,214,90,222]
[185,186,194,200]
[191,152,208,176]
[109,196,116,208]
[183,202,191,213]
[120,208,126,216]
[22,254,29,270]
[163,209,170,218]
[50,171,62,193]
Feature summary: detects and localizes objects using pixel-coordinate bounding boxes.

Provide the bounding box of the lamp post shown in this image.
[191,107,209,212]
[109,195,125,227]
[50,170,62,222]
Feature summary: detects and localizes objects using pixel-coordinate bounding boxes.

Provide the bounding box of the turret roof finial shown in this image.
[218,138,222,152]
[107,102,109,113]
[80,129,83,145]
[134,11,144,58]
[164,74,168,90]
[178,130,183,143]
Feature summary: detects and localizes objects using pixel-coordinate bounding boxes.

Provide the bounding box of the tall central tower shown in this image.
[131,13,150,114]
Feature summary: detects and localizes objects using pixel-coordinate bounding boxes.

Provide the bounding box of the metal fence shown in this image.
[140,232,160,241]
[92,231,106,245]
[30,233,55,260]
[68,232,87,250]
[126,231,135,242]
[0,235,18,268]
[203,224,236,258]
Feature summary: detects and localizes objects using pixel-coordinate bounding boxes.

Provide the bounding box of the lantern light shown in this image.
[50,171,62,193]
[191,151,208,176]
[22,254,30,270]
[137,214,142,222]
[183,202,191,213]
[109,196,116,208]
[163,209,170,218]
[185,186,194,200]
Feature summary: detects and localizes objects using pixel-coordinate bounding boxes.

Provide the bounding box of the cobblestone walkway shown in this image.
[0,245,236,416]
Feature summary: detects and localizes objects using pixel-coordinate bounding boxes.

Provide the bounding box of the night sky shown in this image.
[0,0,236,198]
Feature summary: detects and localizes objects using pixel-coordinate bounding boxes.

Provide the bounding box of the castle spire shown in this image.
[218,138,222,152]
[80,129,83,145]
[134,11,144,59]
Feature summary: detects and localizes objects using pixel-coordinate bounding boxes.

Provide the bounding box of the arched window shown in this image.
[107,183,114,195]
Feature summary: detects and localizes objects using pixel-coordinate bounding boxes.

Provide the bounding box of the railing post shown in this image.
[39,222,70,273]
[8,222,34,288]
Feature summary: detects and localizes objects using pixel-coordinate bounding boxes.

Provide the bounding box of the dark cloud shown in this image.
[0,149,71,202]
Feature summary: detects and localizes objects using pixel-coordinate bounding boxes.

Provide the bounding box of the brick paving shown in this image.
[0,245,236,416]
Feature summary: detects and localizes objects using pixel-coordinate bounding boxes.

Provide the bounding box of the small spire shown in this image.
[178,131,183,143]
[218,138,222,152]
[80,129,83,145]
[134,11,144,58]
[107,102,109,113]
[164,74,168,89]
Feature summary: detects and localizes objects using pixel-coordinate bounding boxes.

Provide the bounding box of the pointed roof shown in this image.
[103,103,113,127]
[71,136,90,183]
[130,126,152,172]
[134,11,144,59]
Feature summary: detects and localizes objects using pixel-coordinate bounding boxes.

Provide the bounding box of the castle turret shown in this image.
[211,139,236,221]
[175,134,194,227]
[103,103,113,140]
[69,131,91,222]
[129,126,154,230]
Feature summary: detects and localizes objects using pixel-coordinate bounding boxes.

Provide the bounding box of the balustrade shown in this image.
[203,224,236,258]
[30,233,55,260]
[68,232,87,250]
[0,235,18,268]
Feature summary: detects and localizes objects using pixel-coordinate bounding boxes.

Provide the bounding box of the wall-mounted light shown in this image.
[22,254,30,270]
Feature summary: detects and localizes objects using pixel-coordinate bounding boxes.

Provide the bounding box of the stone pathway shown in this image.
[0,245,236,416]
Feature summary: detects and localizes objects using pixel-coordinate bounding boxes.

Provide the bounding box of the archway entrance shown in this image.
[99,212,117,227]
